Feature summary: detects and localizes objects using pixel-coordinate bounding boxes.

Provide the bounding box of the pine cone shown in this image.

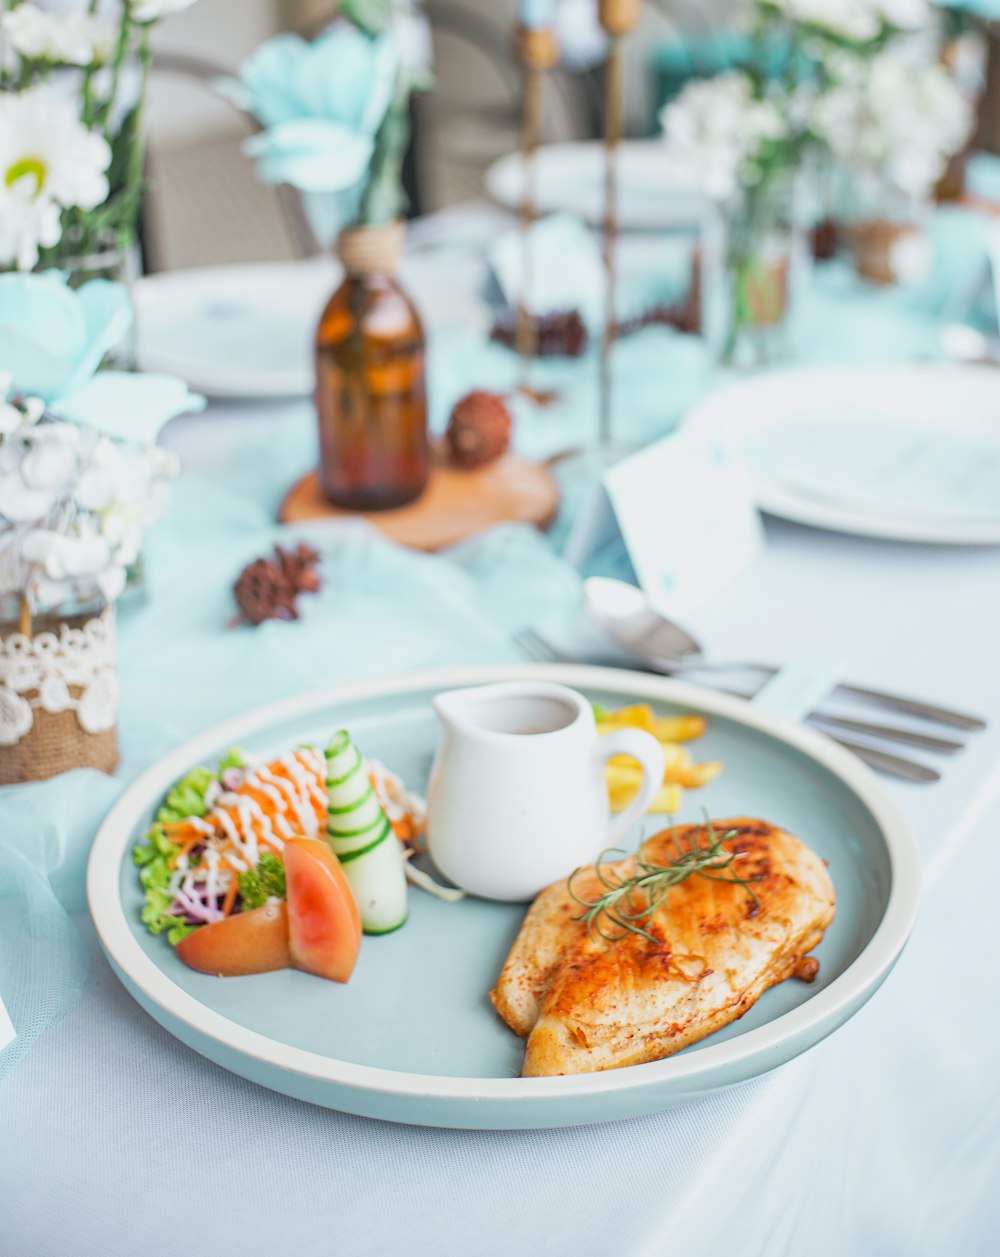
[275,543,321,594]
[233,543,322,626]
[489,309,589,358]
[445,391,513,471]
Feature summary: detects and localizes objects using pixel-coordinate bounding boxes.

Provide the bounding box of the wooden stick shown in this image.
[600,36,624,448]
[18,589,31,639]
[513,27,558,394]
[516,62,543,375]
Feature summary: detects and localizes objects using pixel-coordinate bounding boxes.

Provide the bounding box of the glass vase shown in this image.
[315,222,429,512]
[59,229,140,371]
[0,595,119,785]
[845,170,930,289]
[707,174,805,370]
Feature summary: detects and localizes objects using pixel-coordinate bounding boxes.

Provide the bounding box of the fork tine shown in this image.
[512,629,548,661]
[513,627,563,663]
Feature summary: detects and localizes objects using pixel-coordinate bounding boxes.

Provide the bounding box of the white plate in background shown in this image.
[682,364,1000,546]
[134,253,492,401]
[485,141,709,230]
[134,259,338,399]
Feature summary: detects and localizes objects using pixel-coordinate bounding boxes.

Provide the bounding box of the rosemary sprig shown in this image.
[567,818,761,945]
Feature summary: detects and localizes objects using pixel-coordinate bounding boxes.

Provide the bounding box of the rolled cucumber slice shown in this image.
[325,731,407,934]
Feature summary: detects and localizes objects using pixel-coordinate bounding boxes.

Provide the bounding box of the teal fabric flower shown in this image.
[0,271,132,404]
[934,0,1000,15]
[225,24,398,195]
[0,271,204,440]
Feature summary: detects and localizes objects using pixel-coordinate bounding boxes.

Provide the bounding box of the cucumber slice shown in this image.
[325,730,408,935]
[340,830,408,935]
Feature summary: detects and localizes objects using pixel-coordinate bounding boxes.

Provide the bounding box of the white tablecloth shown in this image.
[2,205,1000,1255]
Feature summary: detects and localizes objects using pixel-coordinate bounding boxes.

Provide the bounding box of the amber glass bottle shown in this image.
[315,222,429,511]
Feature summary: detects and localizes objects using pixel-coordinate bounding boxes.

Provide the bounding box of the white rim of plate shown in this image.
[133,261,336,399]
[681,364,1000,546]
[87,663,921,1107]
[483,141,708,228]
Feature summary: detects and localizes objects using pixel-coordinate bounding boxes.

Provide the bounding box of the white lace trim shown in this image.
[0,607,118,746]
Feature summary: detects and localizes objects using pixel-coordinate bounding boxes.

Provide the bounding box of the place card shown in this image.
[565,433,764,618]
[0,992,15,1054]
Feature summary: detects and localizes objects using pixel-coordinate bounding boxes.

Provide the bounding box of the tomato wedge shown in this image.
[177,902,291,977]
[284,836,362,983]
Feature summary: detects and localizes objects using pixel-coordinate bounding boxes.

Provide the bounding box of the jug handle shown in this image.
[593,728,666,850]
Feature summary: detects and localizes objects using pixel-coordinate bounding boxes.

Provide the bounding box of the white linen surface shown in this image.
[4,202,1000,1255]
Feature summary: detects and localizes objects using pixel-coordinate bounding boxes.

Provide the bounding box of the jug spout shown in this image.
[432,686,482,732]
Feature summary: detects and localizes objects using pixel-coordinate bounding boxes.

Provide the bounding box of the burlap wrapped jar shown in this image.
[0,602,120,785]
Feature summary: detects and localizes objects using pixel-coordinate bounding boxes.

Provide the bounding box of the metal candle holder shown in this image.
[598,0,640,448]
[513,25,558,386]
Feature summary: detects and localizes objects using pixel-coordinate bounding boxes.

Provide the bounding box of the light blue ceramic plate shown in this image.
[87,665,920,1129]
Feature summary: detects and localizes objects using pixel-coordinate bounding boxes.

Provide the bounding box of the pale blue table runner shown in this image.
[1,196,997,1081]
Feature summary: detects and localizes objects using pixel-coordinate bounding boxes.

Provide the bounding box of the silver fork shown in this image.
[513,628,944,784]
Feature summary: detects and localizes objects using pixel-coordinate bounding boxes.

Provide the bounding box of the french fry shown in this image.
[606,743,689,776]
[595,703,657,733]
[664,761,724,789]
[651,715,707,743]
[608,779,685,815]
[650,783,684,814]
[598,703,723,814]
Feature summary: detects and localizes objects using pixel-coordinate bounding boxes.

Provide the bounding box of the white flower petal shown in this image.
[20,441,78,490]
[94,565,125,604]
[74,465,115,511]
[0,403,22,435]
[0,85,111,268]
[0,473,56,522]
[0,687,33,746]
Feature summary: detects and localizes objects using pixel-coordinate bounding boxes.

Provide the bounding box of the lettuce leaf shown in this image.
[132,747,247,945]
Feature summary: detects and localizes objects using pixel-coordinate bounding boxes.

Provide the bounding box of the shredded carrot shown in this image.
[168,830,209,869]
[221,877,239,916]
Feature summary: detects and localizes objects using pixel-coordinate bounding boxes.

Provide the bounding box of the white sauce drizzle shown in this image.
[215,804,254,865]
[204,847,220,906]
[243,773,296,839]
[275,753,320,836]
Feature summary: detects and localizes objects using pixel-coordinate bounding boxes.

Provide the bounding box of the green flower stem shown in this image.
[359,85,410,227]
[721,172,792,365]
[96,8,135,134]
[80,0,103,124]
[116,25,151,251]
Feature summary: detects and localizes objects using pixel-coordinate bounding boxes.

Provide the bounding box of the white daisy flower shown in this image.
[660,73,789,202]
[762,0,930,41]
[0,85,111,269]
[0,4,115,67]
[128,0,199,23]
[812,53,973,197]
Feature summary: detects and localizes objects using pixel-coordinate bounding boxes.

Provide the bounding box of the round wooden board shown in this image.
[278,452,560,551]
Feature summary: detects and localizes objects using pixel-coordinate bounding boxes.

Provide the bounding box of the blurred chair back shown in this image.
[143,52,317,273]
[414,0,599,213]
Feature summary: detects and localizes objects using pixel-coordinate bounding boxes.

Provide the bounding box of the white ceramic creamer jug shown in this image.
[426,681,665,901]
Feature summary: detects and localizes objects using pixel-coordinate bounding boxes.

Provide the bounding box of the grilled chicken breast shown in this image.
[490,818,835,1077]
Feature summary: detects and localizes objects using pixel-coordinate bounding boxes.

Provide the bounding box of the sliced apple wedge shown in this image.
[177,902,291,977]
[284,837,362,983]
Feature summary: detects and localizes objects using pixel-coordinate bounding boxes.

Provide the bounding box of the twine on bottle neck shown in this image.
[336,221,405,277]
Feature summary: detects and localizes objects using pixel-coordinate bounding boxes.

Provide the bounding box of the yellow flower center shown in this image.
[4,156,47,195]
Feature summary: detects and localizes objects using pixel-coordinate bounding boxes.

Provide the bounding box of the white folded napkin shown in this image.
[488,213,605,327]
